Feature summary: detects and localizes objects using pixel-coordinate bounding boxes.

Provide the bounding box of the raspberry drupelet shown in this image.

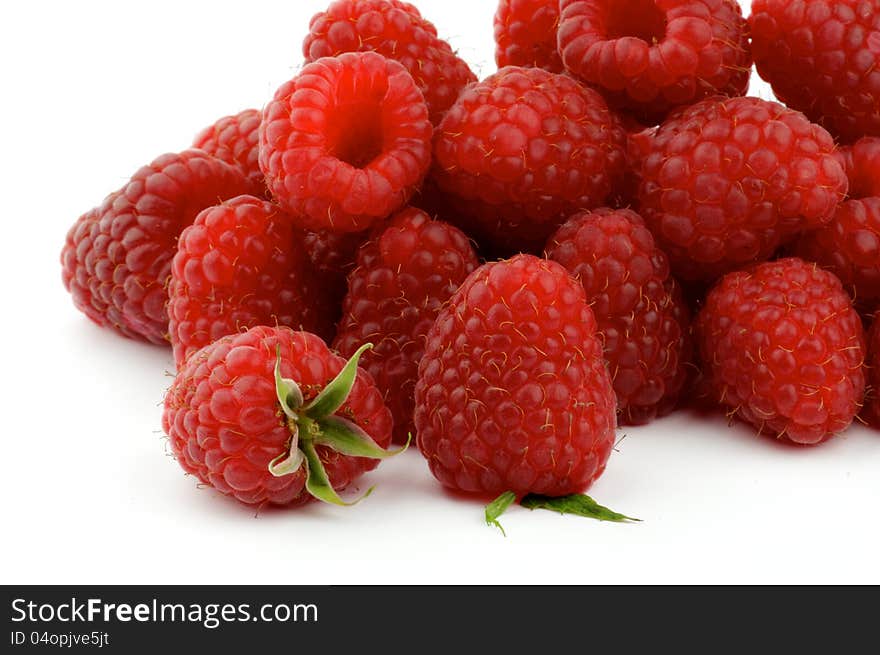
[259,51,432,234]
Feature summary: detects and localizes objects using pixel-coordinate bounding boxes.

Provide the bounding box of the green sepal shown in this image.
[304,343,372,420]
[485,491,517,536]
[267,445,305,478]
[520,494,639,523]
[300,440,373,506]
[315,416,410,459]
[274,345,303,418]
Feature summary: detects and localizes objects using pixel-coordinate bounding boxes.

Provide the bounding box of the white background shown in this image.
[1,0,878,585]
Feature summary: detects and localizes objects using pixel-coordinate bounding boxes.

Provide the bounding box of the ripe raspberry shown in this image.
[750,0,880,144]
[414,254,617,496]
[612,121,656,209]
[861,311,880,426]
[304,229,369,280]
[695,258,865,445]
[637,96,848,282]
[546,208,691,425]
[333,208,479,443]
[494,0,564,73]
[557,0,752,123]
[162,326,398,507]
[432,66,627,254]
[791,137,880,310]
[61,150,256,343]
[303,0,476,124]
[303,229,372,329]
[167,196,335,367]
[193,109,263,189]
[260,51,432,234]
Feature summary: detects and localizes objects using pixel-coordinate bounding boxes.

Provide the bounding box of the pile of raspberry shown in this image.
[61,0,880,522]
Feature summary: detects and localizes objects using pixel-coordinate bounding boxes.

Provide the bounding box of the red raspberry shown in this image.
[557,0,752,123]
[193,109,263,190]
[546,208,692,425]
[842,136,880,198]
[750,0,880,144]
[303,0,476,124]
[167,196,335,367]
[695,258,865,445]
[861,311,880,426]
[333,208,479,443]
[638,96,848,282]
[414,254,617,496]
[304,229,372,328]
[432,66,627,255]
[260,51,432,234]
[791,137,880,311]
[61,150,256,344]
[612,121,657,209]
[304,229,369,280]
[162,326,397,507]
[494,0,565,73]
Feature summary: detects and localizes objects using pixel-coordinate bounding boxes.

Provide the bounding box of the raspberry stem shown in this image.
[268,342,406,506]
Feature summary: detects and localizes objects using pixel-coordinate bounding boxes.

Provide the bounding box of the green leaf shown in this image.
[485,491,517,536]
[304,343,372,420]
[315,416,410,459]
[520,494,639,523]
[300,440,373,507]
[274,345,303,418]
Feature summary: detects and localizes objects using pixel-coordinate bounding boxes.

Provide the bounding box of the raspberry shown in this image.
[494,0,565,73]
[414,254,617,496]
[333,208,479,443]
[61,150,256,344]
[637,96,848,282]
[303,0,477,124]
[260,51,432,234]
[750,0,880,144]
[432,66,627,254]
[193,109,263,189]
[163,326,397,507]
[167,196,335,367]
[546,208,691,425]
[862,311,880,426]
[791,137,880,311]
[612,121,656,209]
[842,136,880,198]
[558,0,752,123]
[304,229,369,280]
[695,258,865,445]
